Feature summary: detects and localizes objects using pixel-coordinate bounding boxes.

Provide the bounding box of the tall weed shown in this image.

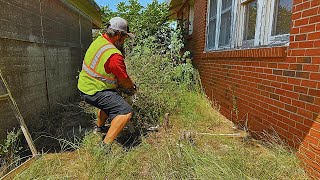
[0,128,22,176]
[125,28,200,126]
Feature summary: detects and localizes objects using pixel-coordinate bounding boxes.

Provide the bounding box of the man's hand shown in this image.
[118,77,134,89]
[118,78,136,96]
[122,87,136,96]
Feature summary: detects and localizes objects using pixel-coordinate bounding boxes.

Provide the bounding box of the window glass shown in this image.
[272,0,293,36]
[208,19,216,48]
[189,5,194,34]
[244,0,257,40]
[219,0,232,47]
[207,0,217,49]
[219,10,232,46]
[222,0,232,10]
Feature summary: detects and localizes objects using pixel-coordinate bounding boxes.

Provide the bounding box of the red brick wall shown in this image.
[178,0,320,178]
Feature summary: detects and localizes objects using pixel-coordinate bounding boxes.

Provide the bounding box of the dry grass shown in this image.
[13,92,309,180]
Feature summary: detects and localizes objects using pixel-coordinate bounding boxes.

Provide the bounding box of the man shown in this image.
[78,17,136,145]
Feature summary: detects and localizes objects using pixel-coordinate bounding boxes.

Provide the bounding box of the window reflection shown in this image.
[272,0,293,36]
[244,0,257,41]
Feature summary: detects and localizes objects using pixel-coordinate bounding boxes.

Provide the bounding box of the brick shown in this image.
[288,78,301,85]
[296,71,311,79]
[283,70,296,77]
[308,32,320,40]
[290,28,300,35]
[292,99,307,109]
[315,40,320,47]
[286,91,300,99]
[301,79,318,88]
[302,25,317,35]
[296,122,310,133]
[304,135,319,146]
[295,1,311,12]
[306,49,320,56]
[289,64,302,70]
[293,0,302,6]
[290,113,304,124]
[299,94,315,103]
[309,15,320,24]
[299,41,314,48]
[311,0,320,6]
[292,12,302,21]
[294,86,308,93]
[297,57,311,63]
[282,83,294,91]
[285,104,298,113]
[270,93,280,100]
[302,7,319,18]
[310,73,320,80]
[273,69,283,75]
[294,17,309,27]
[303,64,319,71]
[309,129,320,138]
[295,34,307,41]
[309,89,320,97]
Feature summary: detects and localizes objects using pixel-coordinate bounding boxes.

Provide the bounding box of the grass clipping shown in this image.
[14,92,308,179]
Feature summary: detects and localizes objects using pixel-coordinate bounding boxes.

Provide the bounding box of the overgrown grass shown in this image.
[10,27,309,179]
[14,91,308,180]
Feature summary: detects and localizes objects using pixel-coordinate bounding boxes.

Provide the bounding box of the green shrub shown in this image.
[0,128,22,176]
[124,27,200,126]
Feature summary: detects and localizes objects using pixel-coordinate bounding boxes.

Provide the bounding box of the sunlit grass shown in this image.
[14,91,309,180]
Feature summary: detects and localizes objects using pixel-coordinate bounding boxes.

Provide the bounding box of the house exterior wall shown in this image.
[176,0,320,178]
[0,0,93,140]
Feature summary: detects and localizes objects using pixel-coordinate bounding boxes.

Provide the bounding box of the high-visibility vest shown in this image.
[78,35,121,95]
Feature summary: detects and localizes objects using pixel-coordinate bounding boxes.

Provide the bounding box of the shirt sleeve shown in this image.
[104,53,129,80]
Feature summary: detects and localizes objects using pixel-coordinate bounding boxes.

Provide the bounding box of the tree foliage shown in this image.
[101,0,169,43]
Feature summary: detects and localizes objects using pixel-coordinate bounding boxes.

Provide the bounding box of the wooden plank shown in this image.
[0,156,39,180]
[0,70,38,157]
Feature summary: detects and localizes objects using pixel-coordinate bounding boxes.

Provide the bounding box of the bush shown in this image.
[125,28,200,126]
[0,128,22,176]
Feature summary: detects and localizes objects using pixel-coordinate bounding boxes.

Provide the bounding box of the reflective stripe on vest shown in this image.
[90,44,115,69]
[82,63,117,84]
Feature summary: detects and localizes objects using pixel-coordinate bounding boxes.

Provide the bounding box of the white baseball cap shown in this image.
[108,17,135,38]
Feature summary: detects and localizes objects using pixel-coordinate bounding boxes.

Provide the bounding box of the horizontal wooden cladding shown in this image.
[202,46,288,59]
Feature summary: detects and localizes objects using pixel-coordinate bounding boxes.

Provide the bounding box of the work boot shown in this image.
[93,125,108,134]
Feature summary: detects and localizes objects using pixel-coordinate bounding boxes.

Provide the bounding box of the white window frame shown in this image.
[205,0,292,51]
[205,0,236,51]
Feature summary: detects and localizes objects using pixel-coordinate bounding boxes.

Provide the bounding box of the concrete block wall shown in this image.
[0,0,93,140]
[178,0,320,178]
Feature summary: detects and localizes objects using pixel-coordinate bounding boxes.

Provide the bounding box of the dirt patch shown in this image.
[31,102,94,153]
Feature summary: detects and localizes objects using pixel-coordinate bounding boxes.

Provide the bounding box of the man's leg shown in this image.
[103,112,132,144]
[97,109,108,127]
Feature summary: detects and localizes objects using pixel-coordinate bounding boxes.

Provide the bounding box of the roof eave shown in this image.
[65,0,103,28]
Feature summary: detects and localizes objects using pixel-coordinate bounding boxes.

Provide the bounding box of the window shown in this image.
[244,0,257,41]
[206,0,234,50]
[270,0,293,44]
[205,0,293,51]
[272,0,293,35]
[189,4,194,35]
[207,0,218,50]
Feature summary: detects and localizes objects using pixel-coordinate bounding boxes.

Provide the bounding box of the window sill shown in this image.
[203,46,288,59]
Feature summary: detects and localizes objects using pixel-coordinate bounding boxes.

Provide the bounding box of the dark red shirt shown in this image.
[102,34,129,80]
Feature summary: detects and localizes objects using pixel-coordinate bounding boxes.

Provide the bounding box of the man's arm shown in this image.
[118,77,135,89]
[105,53,135,90]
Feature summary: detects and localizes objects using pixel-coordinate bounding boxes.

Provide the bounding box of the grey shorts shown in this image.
[80,90,132,120]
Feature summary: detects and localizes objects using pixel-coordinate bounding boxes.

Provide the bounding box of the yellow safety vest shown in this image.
[78,35,121,95]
